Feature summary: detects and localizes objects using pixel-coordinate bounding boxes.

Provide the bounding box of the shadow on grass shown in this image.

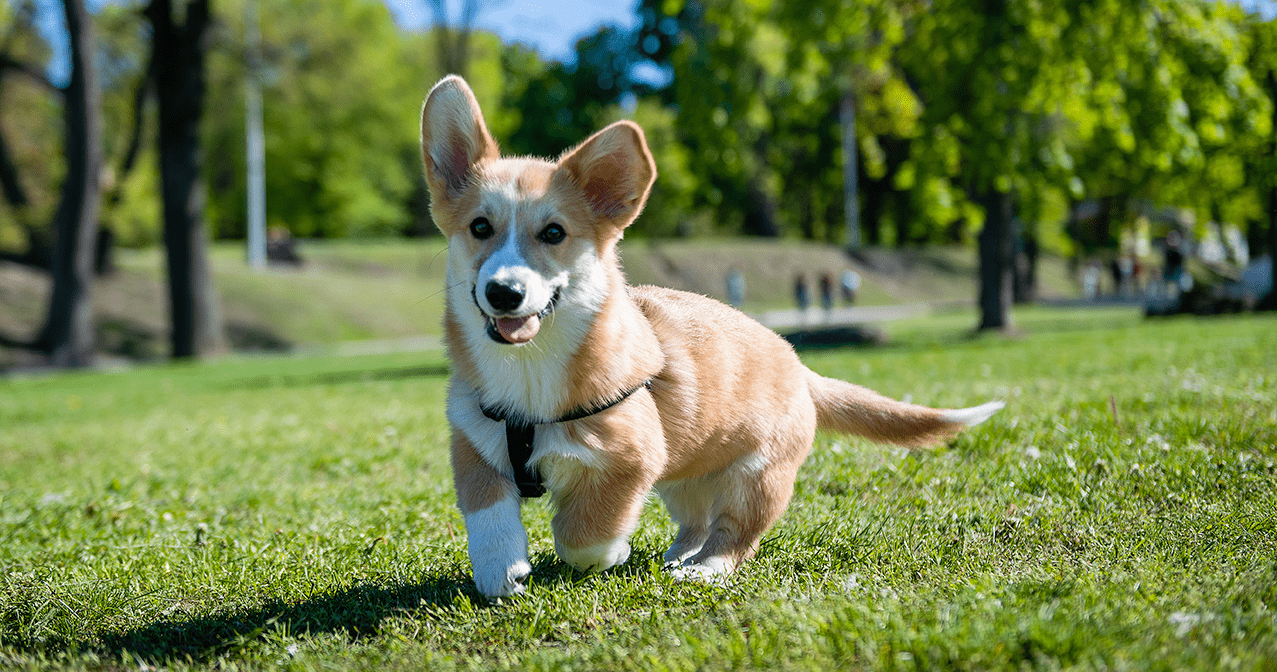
[783,326,884,351]
[83,574,476,664]
[73,552,611,666]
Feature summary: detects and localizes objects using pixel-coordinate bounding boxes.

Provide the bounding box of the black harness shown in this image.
[479,379,652,498]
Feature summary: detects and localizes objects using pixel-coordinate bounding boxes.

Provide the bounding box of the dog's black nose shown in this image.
[485,281,525,312]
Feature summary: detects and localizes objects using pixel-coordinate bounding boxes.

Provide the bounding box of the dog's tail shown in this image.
[807,373,1003,447]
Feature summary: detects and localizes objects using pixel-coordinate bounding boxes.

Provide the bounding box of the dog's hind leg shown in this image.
[668,448,808,583]
[655,478,713,565]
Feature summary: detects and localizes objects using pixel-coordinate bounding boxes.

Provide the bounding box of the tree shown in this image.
[147,0,225,358]
[1062,0,1266,253]
[630,0,788,236]
[203,0,457,239]
[772,0,918,248]
[898,0,1062,330]
[0,0,105,366]
[0,1,66,270]
[96,2,163,249]
[1247,13,1277,307]
[427,0,480,79]
[637,0,942,243]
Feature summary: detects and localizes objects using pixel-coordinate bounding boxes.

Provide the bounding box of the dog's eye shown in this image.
[538,223,566,245]
[469,217,493,240]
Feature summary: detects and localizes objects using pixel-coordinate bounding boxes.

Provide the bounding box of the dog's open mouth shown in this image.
[478,288,561,345]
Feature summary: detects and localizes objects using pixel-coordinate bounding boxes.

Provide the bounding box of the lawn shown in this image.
[2,310,1275,670]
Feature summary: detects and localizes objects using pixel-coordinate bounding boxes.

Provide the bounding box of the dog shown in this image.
[420,76,1004,598]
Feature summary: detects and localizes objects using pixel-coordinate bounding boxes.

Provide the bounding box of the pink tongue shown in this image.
[497,315,542,344]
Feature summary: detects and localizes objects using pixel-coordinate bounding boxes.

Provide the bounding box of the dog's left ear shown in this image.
[555,121,657,230]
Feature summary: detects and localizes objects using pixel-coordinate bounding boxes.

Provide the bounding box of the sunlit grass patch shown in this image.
[2,313,1275,670]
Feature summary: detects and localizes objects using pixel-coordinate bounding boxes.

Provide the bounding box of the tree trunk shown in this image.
[35,0,101,367]
[977,190,1014,331]
[1268,182,1276,300]
[861,174,884,246]
[0,123,29,208]
[840,89,860,251]
[1268,70,1276,308]
[742,181,780,237]
[797,187,814,240]
[1014,232,1039,304]
[892,189,911,247]
[148,0,225,358]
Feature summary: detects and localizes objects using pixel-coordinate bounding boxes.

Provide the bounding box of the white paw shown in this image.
[464,495,531,598]
[473,558,532,598]
[668,556,734,585]
[556,538,631,573]
[663,543,703,566]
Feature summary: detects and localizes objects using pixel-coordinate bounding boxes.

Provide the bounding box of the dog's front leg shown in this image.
[548,460,653,574]
[452,432,531,598]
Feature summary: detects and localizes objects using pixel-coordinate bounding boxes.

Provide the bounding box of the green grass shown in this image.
[2,311,1275,670]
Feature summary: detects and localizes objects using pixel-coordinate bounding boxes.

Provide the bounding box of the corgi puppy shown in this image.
[421,76,1003,598]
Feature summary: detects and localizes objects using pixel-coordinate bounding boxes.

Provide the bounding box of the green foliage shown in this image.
[0,2,63,251]
[605,101,701,237]
[1062,0,1271,232]
[7,0,1275,252]
[94,3,162,248]
[1,312,1275,669]
[204,0,438,239]
[498,25,712,237]
[104,150,162,247]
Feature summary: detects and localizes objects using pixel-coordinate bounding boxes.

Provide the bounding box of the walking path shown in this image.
[753,303,932,331]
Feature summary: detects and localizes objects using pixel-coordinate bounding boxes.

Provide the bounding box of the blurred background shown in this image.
[0,0,1274,369]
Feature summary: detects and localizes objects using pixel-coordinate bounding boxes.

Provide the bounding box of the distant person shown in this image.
[794,274,810,312]
[819,273,834,311]
[1082,261,1101,300]
[840,270,860,305]
[1117,254,1134,297]
[267,226,303,266]
[726,268,746,308]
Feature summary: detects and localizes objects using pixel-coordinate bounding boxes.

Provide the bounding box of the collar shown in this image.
[479,379,652,498]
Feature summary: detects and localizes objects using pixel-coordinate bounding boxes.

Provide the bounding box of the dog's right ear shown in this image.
[420,76,499,208]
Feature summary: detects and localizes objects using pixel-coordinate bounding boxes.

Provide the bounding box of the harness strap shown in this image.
[480,379,653,498]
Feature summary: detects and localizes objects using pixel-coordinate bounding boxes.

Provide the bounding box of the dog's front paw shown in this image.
[473,558,532,598]
[464,496,532,598]
[555,538,631,574]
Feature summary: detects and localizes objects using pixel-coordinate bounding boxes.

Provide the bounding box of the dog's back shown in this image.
[631,285,1003,476]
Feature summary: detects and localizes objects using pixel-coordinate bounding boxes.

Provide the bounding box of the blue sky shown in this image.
[383,0,638,64]
[28,0,1277,88]
[33,0,639,87]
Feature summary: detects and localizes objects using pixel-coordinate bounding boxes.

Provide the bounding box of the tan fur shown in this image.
[422,76,1002,595]
[807,375,962,447]
[450,430,517,514]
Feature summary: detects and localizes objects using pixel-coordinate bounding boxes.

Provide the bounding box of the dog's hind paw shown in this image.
[667,556,734,585]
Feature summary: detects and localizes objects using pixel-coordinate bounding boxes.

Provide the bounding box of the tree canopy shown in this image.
[0,0,1272,255]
